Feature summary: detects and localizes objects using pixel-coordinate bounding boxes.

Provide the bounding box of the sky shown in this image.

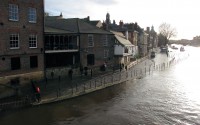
[45,0,200,40]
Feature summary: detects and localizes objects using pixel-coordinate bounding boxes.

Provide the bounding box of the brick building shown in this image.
[44,16,114,78]
[0,0,44,85]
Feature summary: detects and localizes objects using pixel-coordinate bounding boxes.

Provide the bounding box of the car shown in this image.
[151,51,155,58]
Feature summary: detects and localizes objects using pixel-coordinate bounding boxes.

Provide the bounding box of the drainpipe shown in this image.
[42,0,46,80]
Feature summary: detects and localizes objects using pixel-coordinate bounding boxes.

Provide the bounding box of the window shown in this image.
[88,34,94,47]
[104,49,109,58]
[87,54,95,65]
[102,35,108,46]
[30,56,38,68]
[28,7,37,23]
[29,35,37,48]
[9,4,19,21]
[10,34,19,49]
[124,47,129,53]
[11,57,20,70]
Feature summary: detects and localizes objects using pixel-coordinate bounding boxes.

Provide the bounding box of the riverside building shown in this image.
[0,0,45,85]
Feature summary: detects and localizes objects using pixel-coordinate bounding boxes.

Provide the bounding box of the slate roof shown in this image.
[86,20,100,26]
[45,26,75,34]
[45,16,112,35]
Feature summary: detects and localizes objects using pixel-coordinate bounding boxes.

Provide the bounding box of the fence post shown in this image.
[136,69,138,77]
[71,85,74,94]
[104,77,106,86]
[76,83,78,92]
[131,70,133,78]
[149,66,151,75]
[95,79,96,88]
[112,74,114,83]
[120,72,121,81]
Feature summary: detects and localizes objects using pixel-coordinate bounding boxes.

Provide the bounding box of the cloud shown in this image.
[45,0,117,18]
[89,0,118,5]
[45,0,90,17]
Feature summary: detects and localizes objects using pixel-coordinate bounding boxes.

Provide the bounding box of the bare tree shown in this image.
[159,22,177,40]
[158,23,177,46]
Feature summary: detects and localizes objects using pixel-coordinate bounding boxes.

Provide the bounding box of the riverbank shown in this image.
[0,57,150,109]
[0,48,189,110]
[32,57,151,106]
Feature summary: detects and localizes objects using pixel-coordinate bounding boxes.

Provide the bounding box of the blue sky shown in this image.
[45,0,200,40]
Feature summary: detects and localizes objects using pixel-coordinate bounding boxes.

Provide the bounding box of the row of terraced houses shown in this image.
[0,0,158,87]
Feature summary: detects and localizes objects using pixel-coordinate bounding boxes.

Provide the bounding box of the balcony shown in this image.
[45,45,79,53]
[45,35,79,53]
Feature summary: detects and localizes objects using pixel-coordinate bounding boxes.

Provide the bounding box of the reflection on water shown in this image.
[1,47,200,125]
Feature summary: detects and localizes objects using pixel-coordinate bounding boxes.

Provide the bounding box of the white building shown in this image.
[112,32,134,67]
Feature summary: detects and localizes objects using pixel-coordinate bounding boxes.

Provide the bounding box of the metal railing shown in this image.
[38,54,189,105]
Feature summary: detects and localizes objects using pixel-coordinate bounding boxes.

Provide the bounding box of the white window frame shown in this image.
[104,49,109,58]
[29,34,37,48]
[88,34,94,47]
[10,34,19,49]
[9,4,19,21]
[103,35,108,46]
[28,7,37,23]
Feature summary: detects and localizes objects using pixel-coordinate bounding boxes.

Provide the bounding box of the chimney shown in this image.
[146,27,150,32]
[134,22,138,30]
[113,20,116,25]
[57,12,63,19]
[87,16,90,21]
[119,20,124,27]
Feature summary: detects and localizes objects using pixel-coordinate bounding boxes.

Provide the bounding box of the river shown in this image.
[0,46,200,125]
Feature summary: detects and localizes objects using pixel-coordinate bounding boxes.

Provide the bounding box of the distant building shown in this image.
[102,13,141,57]
[138,29,148,57]
[111,31,134,67]
[145,26,158,52]
[0,0,44,85]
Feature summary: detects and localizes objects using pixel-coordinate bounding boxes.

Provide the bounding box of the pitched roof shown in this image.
[115,35,133,47]
[88,20,101,26]
[110,30,124,38]
[45,26,75,34]
[45,16,112,34]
